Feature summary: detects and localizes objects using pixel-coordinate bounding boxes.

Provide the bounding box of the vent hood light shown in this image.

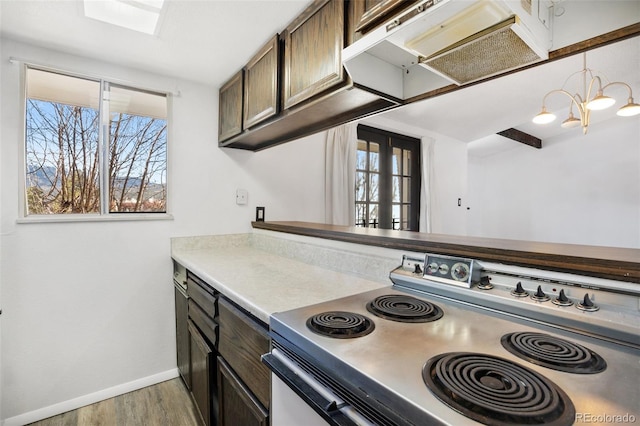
[83,0,165,35]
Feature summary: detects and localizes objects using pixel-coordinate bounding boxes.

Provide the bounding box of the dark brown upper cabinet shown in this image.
[282,0,345,110]
[218,70,244,142]
[353,0,421,34]
[218,0,400,151]
[243,36,280,129]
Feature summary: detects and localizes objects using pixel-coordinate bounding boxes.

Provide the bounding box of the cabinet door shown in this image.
[282,0,344,110]
[189,320,215,426]
[218,70,244,142]
[175,285,190,390]
[218,357,268,426]
[354,0,420,34]
[244,35,279,129]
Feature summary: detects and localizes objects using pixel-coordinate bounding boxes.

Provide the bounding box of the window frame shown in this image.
[18,64,173,223]
[356,124,421,231]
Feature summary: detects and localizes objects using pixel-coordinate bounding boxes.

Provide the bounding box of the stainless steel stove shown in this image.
[263,253,640,426]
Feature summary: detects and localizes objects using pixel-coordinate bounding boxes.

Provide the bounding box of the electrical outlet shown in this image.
[236,189,248,205]
[256,206,265,221]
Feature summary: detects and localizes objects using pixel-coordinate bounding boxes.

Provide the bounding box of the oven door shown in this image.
[263,349,374,426]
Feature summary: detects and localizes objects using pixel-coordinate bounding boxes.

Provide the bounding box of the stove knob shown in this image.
[510,282,528,297]
[477,276,493,290]
[530,285,550,302]
[414,263,423,275]
[552,289,574,307]
[577,294,599,312]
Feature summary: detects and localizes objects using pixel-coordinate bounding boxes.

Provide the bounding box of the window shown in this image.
[355,125,420,230]
[24,67,168,216]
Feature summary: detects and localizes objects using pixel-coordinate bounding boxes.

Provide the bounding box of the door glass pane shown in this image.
[402,204,409,229]
[108,86,167,213]
[392,176,400,202]
[368,204,378,228]
[392,147,401,175]
[355,203,367,227]
[356,172,367,202]
[369,142,379,172]
[403,150,411,176]
[369,173,379,202]
[25,68,101,214]
[357,141,367,170]
[403,177,411,202]
[392,204,400,230]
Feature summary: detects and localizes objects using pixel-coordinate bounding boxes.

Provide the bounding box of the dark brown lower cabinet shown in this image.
[218,357,268,426]
[178,271,270,426]
[189,320,217,426]
[175,283,190,389]
[218,298,271,409]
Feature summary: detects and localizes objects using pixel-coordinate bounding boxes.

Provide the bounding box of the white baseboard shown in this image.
[3,368,179,426]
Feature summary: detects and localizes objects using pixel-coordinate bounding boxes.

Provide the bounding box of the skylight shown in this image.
[83,0,165,35]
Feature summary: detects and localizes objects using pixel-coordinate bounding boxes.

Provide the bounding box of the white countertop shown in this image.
[172,243,389,324]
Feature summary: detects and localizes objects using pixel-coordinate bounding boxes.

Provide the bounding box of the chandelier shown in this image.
[532,52,640,134]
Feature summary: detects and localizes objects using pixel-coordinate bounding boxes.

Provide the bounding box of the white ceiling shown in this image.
[1,0,638,147]
[0,0,309,87]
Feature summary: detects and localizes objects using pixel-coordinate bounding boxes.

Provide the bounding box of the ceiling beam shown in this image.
[497,128,542,149]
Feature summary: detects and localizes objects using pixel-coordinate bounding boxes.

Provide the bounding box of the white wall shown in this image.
[466,118,640,248]
[0,39,325,424]
[0,5,4,421]
[428,133,468,236]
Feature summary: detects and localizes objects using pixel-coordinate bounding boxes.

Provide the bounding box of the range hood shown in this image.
[343,0,551,100]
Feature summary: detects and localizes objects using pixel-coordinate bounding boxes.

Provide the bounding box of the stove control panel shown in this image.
[397,254,479,288]
[391,254,640,348]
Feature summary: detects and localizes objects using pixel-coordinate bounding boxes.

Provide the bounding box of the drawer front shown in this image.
[187,275,218,319]
[189,299,218,348]
[218,297,271,409]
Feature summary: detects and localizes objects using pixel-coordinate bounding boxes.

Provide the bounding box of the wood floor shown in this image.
[28,378,202,426]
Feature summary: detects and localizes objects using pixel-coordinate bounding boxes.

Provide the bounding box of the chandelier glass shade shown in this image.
[532,53,640,134]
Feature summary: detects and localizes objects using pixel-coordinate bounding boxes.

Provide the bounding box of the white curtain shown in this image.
[419,136,436,233]
[325,123,357,226]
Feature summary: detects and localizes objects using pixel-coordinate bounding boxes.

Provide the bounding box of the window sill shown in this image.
[16,213,174,224]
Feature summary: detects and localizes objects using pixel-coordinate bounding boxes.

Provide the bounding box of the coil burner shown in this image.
[306,311,375,339]
[366,294,444,323]
[501,332,607,374]
[423,352,575,425]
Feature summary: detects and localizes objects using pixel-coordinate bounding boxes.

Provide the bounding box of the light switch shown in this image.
[236,189,248,205]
